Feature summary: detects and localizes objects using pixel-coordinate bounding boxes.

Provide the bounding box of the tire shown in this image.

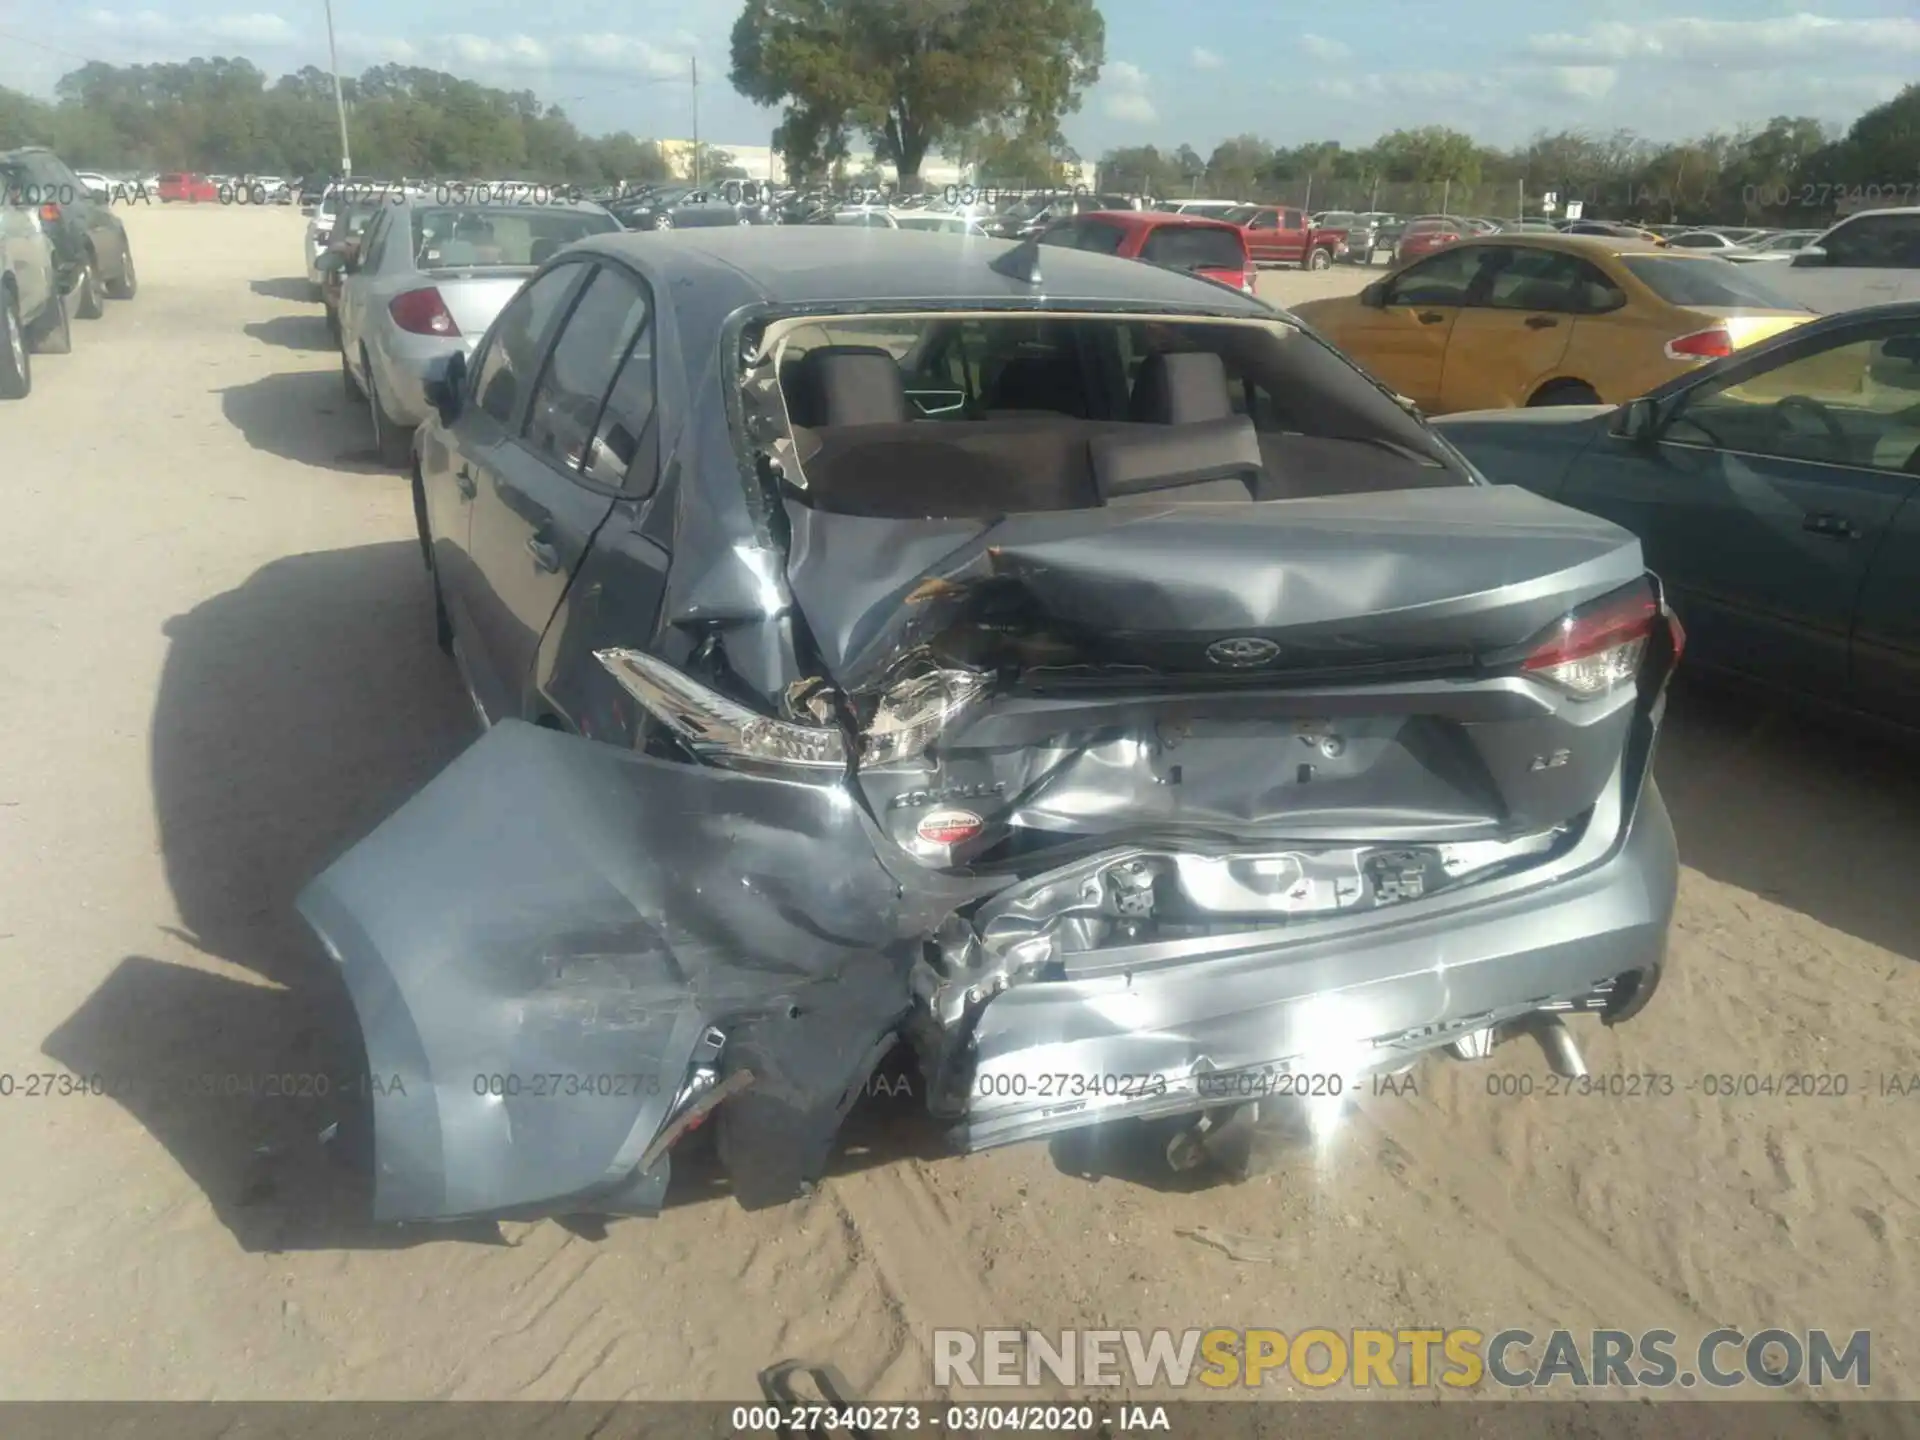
[341,348,363,400]
[1529,380,1603,407]
[104,243,137,299]
[71,260,104,320]
[1306,247,1333,271]
[0,290,30,400]
[431,565,454,655]
[325,304,340,342]
[368,365,414,468]
[26,287,72,356]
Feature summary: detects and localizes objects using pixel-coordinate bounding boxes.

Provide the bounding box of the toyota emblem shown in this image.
[1206,636,1281,668]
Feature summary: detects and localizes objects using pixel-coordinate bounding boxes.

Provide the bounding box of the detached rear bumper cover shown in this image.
[299,723,1675,1225]
[296,720,984,1224]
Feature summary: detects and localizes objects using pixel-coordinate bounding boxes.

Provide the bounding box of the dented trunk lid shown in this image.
[783,485,1648,864]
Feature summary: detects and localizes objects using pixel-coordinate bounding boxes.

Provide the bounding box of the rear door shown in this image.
[1439,246,1606,411]
[435,261,592,718]
[464,261,656,720]
[1343,245,1492,410]
[1560,318,1920,696]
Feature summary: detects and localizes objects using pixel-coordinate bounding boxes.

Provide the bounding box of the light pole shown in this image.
[690,57,700,189]
[322,0,351,176]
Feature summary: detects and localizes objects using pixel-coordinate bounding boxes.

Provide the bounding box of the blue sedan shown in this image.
[1434,302,1920,730]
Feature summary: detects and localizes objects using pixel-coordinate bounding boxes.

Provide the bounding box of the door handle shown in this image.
[1524,315,1560,329]
[1802,511,1860,540]
[454,466,476,498]
[1416,311,1446,324]
[525,536,561,572]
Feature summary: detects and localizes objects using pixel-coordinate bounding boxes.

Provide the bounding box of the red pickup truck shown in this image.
[1224,205,1348,269]
[157,173,219,203]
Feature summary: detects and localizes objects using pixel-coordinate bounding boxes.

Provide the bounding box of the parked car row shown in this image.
[0,145,139,400]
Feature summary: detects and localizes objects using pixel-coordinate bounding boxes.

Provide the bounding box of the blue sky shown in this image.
[1,0,1915,153]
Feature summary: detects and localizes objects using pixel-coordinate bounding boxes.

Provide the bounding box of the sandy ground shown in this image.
[0,204,1916,1416]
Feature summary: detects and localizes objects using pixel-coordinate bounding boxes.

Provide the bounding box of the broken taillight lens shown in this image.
[595,648,847,770]
[1521,577,1663,698]
[862,669,992,766]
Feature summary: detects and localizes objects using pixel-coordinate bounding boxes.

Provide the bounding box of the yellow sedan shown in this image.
[1290,235,1815,416]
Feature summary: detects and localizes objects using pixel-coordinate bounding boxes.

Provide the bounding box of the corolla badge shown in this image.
[1206,636,1281,668]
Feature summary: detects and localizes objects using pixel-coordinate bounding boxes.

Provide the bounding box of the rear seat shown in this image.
[783,339,1440,517]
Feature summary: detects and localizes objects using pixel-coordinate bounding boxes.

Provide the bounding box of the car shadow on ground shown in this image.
[1655,678,1920,965]
[43,542,483,1251]
[244,315,333,353]
[249,277,316,302]
[219,366,393,473]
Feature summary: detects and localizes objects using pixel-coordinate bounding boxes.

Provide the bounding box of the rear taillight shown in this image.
[389,288,461,337]
[39,202,60,224]
[1665,327,1733,360]
[1521,578,1663,698]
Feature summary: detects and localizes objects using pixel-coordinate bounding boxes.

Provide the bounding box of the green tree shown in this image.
[729,0,1104,187]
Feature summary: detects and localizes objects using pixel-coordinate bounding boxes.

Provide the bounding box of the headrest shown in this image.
[1090,414,1262,503]
[1129,351,1234,424]
[784,345,911,427]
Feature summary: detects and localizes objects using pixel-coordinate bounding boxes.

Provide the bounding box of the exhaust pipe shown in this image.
[1527,1014,1589,1079]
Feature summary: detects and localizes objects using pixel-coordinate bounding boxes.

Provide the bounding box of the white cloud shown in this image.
[1542,64,1618,99]
[1101,59,1156,123]
[1190,47,1223,70]
[86,9,178,36]
[338,32,419,63]
[448,33,550,66]
[1299,34,1353,62]
[1527,13,1920,69]
[205,13,296,45]
[564,34,689,78]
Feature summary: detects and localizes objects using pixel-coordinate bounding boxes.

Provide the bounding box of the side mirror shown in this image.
[314,249,346,275]
[423,350,468,427]
[1359,281,1388,308]
[1789,245,1828,268]
[1611,397,1659,442]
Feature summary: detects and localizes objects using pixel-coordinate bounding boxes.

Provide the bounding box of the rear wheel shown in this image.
[104,243,137,299]
[0,290,30,399]
[1528,379,1602,407]
[71,259,104,320]
[367,362,414,468]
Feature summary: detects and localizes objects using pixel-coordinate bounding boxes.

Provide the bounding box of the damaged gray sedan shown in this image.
[301,227,1684,1224]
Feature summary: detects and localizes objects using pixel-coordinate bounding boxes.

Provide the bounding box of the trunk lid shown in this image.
[417,269,535,339]
[783,484,1651,865]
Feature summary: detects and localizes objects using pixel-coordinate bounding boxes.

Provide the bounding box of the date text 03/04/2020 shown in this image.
[731,1404,1172,1433]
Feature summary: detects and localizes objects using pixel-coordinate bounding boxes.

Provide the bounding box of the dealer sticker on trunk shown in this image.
[917,809,985,846]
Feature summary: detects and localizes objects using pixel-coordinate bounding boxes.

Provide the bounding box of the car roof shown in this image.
[1078,209,1244,232]
[1452,232,1673,257]
[566,227,1269,310]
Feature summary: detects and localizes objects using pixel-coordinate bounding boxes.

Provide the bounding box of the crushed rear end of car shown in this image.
[298,292,1683,1224]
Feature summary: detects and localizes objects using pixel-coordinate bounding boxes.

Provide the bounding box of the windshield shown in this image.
[1320,212,1359,227]
[1140,225,1246,271]
[1620,255,1806,309]
[409,207,619,267]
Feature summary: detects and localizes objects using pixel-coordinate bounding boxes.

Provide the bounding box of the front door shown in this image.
[1561,319,1920,698]
[1344,245,1490,410]
[464,261,655,719]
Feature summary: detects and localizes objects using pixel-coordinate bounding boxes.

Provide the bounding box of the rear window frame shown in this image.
[1138,223,1249,273]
